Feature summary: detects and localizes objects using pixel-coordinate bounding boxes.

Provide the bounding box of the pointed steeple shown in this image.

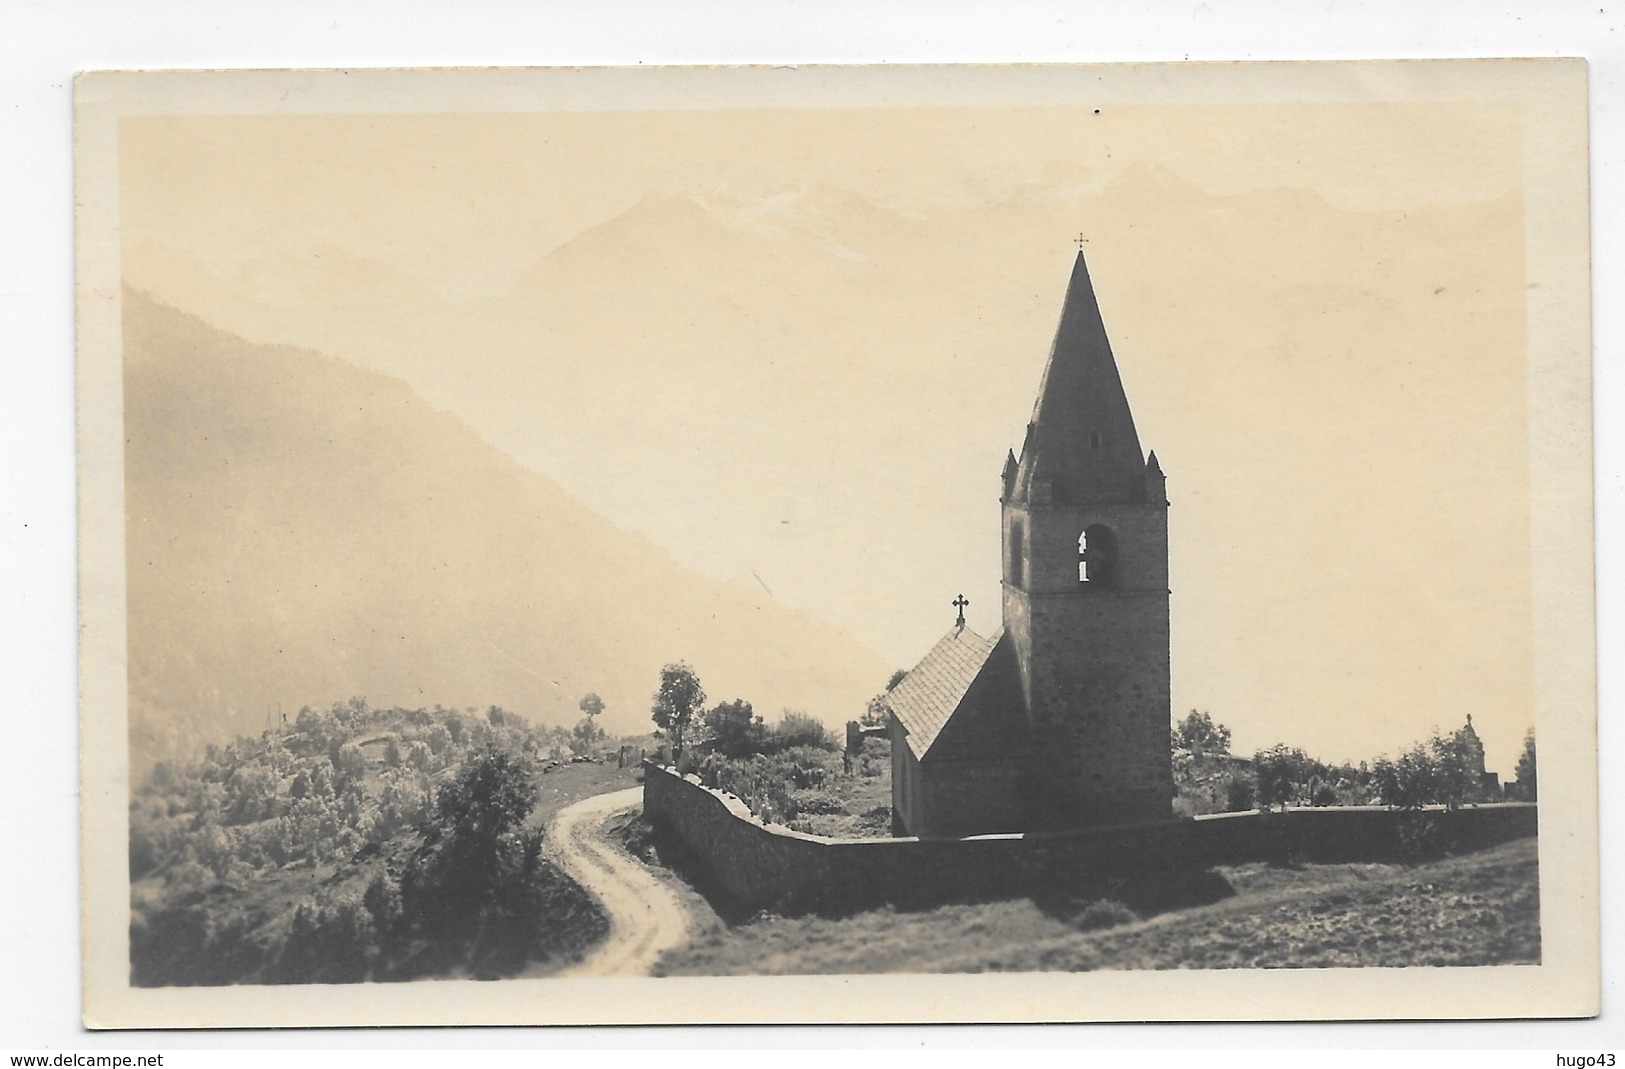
[1011,251,1148,506]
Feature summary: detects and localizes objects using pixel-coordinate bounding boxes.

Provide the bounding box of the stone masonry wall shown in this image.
[642,762,1538,917]
[1024,588,1173,825]
[1002,493,1173,827]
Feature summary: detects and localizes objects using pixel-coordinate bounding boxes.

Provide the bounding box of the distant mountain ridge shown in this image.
[123,290,891,775]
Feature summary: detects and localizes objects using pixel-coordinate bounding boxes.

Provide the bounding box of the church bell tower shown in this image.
[1001,250,1174,827]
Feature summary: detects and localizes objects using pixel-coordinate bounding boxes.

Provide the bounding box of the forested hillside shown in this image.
[130,699,619,985]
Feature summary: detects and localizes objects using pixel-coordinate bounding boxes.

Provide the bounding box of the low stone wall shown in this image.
[641,761,1538,917]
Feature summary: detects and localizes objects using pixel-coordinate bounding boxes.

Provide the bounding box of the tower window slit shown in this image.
[1079,524,1119,586]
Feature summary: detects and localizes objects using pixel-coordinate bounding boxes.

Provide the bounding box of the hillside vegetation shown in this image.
[656,837,1540,976]
[129,698,635,985]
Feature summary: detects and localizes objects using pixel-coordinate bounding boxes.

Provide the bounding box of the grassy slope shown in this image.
[656,837,1539,975]
[527,761,644,829]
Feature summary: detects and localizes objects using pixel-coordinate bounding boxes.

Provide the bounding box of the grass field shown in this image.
[655,836,1539,975]
[526,759,644,827]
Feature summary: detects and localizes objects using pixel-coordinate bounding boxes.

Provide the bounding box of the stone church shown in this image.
[887,251,1174,838]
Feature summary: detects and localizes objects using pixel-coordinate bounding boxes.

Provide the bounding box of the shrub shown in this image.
[855,736,890,778]
[1254,745,1319,809]
[570,716,605,757]
[1225,774,1256,812]
[330,741,367,789]
[791,788,843,815]
[363,873,404,936]
[224,763,278,824]
[765,711,832,752]
[269,890,377,984]
[1396,811,1452,863]
[1070,899,1139,932]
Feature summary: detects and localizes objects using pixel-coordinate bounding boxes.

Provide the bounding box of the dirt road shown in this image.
[544,785,692,977]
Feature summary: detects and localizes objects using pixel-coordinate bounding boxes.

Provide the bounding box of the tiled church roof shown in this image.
[925,633,1030,764]
[888,625,1029,762]
[887,625,995,760]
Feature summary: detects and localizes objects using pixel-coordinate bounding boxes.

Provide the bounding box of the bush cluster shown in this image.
[695,746,843,826]
[852,736,890,778]
[1172,711,1511,816]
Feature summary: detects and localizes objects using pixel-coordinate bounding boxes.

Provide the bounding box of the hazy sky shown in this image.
[121,101,1523,302]
[119,88,1542,773]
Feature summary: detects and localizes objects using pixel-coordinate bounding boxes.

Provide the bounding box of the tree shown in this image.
[579,693,604,722]
[860,669,908,728]
[1371,728,1486,810]
[1174,710,1232,757]
[704,699,762,758]
[435,746,537,843]
[1253,744,1315,810]
[330,741,367,789]
[1430,728,1480,808]
[398,744,544,946]
[1513,728,1537,801]
[295,704,326,739]
[651,663,706,766]
[1374,742,1439,809]
[569,717,605,757]
[224,763,278,824]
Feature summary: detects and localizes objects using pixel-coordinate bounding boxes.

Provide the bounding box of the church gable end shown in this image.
[885,624,997,763]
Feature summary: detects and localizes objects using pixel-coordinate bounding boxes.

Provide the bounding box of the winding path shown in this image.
[544,785,692,977]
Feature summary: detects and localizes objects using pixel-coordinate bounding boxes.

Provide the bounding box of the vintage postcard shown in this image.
[76,60,1597,1027]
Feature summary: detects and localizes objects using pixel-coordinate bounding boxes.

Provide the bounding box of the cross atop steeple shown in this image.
[1075,232,1089,251]
[952,594,969,627]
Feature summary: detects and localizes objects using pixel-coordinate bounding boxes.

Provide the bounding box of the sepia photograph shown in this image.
[74,59,1598,1027]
